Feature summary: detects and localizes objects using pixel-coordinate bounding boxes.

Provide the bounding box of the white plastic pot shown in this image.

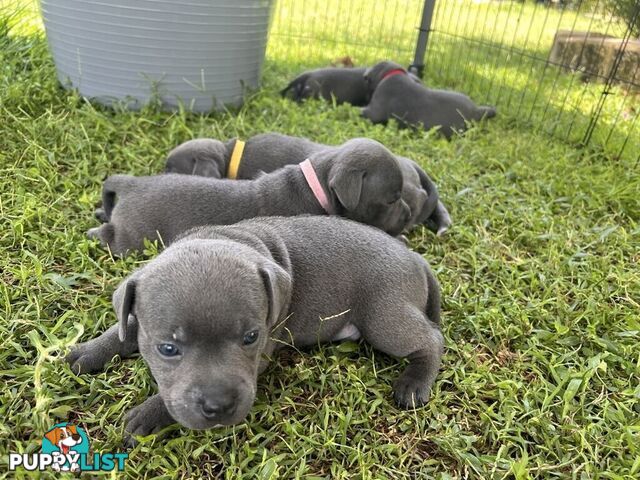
[40,0,274,111]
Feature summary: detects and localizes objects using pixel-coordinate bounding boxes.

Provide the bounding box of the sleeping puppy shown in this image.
[88,138,411,255]
[67,215,444,442]
[164,133,452,235]
[362,60,497,139]
[281,67,370,106]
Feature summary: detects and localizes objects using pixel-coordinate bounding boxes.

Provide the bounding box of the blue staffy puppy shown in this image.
[164,133,452,235]
[362,60,496,139]
[67,215,444,442]
[281,67,370,106]
[89,138,412,255]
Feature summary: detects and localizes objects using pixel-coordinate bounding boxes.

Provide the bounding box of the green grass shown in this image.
[1,1,640,479]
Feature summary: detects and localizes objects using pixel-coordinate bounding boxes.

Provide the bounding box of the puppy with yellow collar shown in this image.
[164,132,452,235]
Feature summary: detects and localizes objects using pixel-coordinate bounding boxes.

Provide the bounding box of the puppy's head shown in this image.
[363,60,405,93]
[325,138,410,236]
[114,240,291,429]
[165,139,227,178]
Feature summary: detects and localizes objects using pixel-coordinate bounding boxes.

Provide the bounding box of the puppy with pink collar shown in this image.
[88,138,411,255]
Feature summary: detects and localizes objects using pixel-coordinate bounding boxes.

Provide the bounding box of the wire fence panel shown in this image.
[421,0,639,162]
[266,0,639,163]
[267,0,425,68]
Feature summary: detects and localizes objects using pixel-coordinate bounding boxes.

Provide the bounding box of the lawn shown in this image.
[1,1,639,479]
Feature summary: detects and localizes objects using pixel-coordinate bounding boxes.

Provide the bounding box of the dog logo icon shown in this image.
[41,422,89,472]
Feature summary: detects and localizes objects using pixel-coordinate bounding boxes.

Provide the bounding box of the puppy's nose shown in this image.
[199,394,236,419]
[71,434,81,442]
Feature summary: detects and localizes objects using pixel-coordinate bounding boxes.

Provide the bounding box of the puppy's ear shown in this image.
[192,157,221,178]
[329,166,365,211]
[113,275,138,342]
[259,263,291,327]
[193,140,228,178]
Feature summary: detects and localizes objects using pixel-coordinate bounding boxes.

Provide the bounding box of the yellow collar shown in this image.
[227,139,245,179]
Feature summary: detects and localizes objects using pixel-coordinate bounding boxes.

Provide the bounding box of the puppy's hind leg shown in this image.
[361,104,389,125]
[360,303,444,408]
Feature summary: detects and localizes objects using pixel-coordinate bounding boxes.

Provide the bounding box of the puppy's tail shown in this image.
[101,174,134,219]
[424,263,441,325]
[280,74,309,102]
[477,105,497,120]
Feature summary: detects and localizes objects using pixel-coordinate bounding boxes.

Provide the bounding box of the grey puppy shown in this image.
[362,61,497,139]
[165,133,452,234]
[89,138,411,255]
[281,67,370,106]
[67,215,444,441]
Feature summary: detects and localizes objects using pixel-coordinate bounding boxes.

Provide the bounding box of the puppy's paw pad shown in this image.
[125,404,155,436]
[436,226,449,237]
[124,397,173,446]
[393,377,430,409]
[65,345,106,375]
[86,227,101,239]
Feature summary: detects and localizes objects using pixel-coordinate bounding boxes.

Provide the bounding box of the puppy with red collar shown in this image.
[362,60,496,139]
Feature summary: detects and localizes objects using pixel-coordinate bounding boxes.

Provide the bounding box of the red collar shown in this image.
[381,68,406,81]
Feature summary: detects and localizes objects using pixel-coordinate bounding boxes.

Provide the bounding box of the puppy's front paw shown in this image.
[94,208,108,223]
[393,372,431,409]
[124,395,175,447]
[65,343,110,375]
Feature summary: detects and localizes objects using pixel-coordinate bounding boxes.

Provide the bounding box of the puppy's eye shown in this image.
[157,343,180,357]
[243,330,259,345]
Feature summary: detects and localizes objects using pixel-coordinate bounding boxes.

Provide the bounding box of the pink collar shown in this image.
[299,159,334,215]
[381,68,406,81]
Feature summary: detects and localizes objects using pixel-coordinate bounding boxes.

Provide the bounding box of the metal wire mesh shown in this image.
[423,0,640,162]
[266,0,640,163]
[267,0,424,68]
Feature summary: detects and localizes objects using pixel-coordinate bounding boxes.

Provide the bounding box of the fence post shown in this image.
[409,0,437,78]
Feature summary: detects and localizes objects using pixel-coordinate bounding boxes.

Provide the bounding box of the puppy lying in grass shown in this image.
[362,60,497,139]
[281,67,370,106]
[165,132,452,235]
[280,65,422,106]
[89,138,412,255]
[68,216,444,443]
